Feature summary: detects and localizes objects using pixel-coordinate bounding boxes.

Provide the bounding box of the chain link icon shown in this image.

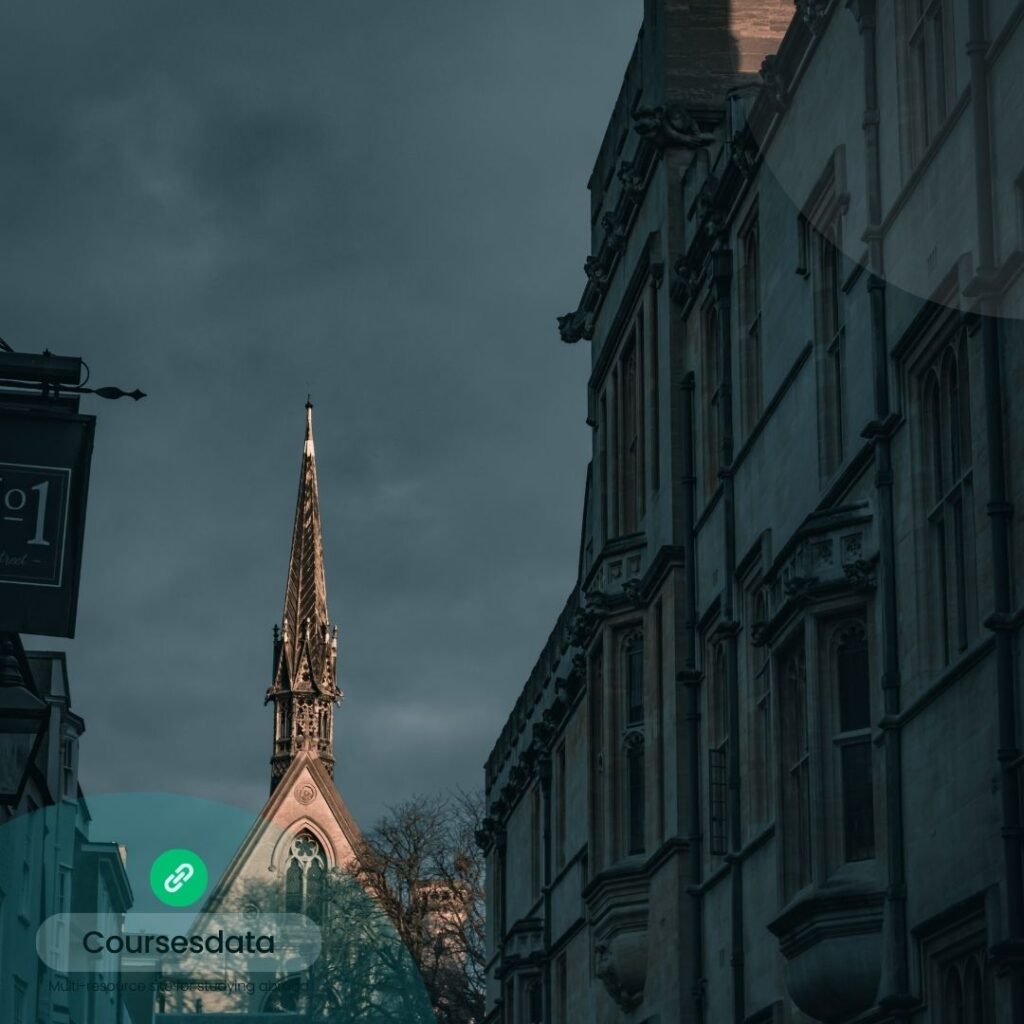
[163,862,195,894]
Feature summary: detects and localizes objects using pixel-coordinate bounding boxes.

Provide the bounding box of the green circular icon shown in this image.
[150,849,208,907]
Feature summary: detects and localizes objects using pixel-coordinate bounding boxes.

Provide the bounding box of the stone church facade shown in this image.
[480,2,1024,1023]
[158,403,362,1019]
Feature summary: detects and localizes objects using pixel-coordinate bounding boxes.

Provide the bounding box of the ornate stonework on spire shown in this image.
[266,401,341,791]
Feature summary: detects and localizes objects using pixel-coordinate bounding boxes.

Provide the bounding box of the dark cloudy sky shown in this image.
[3,2,640,824]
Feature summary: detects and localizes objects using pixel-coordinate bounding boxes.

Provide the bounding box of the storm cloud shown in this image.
[3,2,640,822]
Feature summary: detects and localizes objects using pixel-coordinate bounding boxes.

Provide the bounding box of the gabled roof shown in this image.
[199,752,363,916]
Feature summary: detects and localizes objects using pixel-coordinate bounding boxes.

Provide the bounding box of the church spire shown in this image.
[266,400,340,792]
[283,399,328,637]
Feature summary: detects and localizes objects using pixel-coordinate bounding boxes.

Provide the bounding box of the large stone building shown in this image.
[480,1,1024,1022]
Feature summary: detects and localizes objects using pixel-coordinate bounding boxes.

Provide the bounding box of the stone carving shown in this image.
[632,104,714,150]
[294,782,317,805]
[783,574,818,603]
[616,161,645,198]
[622,728,645,753]
[594,934,647,1011]
[843,559,877,590]
[671,257,703,306]
[569,605,603,648]
[599,212,628,254]
[751,620,769,648]
[584,254,610,287]
[813,539,834,568]
[841,532,863,563]
[768,883,884,1023]
[557,309,594,344]
[730,126,760,178]
[796,0,832,33]
[622,579,643,607]
[760,55,789,112]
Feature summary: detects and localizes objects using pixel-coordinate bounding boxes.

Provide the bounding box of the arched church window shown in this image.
[283,831,327,922]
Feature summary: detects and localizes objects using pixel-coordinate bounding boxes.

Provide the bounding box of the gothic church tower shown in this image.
[163,402,364,1017]
[266,400,341,791]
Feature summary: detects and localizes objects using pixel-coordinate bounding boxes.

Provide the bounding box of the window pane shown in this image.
[285,859,303,914]
[952,497,968,652]
[628,745,645,854]
[627,640,644,725]
[957,336,973,469]
[928,378,943,502]
[964,956,985,1024]
[841,741,875,861]
[709,743,728,855]
[948,359,961,479]
[837,628,870,731]
[306,858,323,923]
[527,980,542,1024]
[780,641,810,894]
[943,964,965,1024]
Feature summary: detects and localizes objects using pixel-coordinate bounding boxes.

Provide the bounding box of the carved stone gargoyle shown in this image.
[633,104,715,150]
[557,309,594,344]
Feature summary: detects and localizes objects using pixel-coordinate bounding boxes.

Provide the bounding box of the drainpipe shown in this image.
[966,0,1024,1011]
[679,371,705,1024]
[713,243,744,1024]
[848,0,911,1008]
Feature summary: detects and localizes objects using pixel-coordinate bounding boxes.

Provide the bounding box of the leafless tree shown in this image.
[347,790,487,1024]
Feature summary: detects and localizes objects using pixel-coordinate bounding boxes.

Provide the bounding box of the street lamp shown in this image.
[0,633,48,807]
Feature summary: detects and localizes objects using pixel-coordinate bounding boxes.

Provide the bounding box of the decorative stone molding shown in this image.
[595,937,646,1012]
[783,574,819,603]
[584,254,610,289]
[600,212,628,253]
[763,507,876,632]
[768,880,885,1023]
[632,104,714,150]
[796,0,832,34]
[569,599,605,649]
[293,782,318,805]
[730,130,758,180]
[671,256,703,307]
[557,309,594,344]
[587,867,650,1013]
[760,55,789,113]
[622,727,645,753]
[750,620,770,648]
[616,160,645,199]
[842,558,877,590]
[474,816,499,852]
